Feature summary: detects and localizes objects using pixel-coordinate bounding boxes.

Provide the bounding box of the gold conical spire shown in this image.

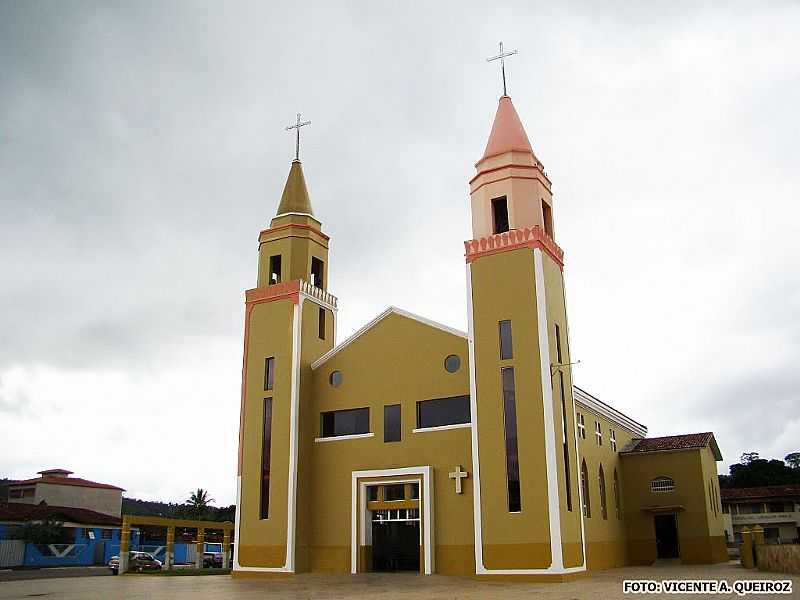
[276,160,314,216]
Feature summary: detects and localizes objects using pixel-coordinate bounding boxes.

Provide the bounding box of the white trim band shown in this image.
[314,432,375,443]
[412,423,472,434]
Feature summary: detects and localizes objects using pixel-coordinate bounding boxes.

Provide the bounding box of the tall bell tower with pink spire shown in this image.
[465,85,586,578]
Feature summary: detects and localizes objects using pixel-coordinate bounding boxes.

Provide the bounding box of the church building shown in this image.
[232,91,728,580]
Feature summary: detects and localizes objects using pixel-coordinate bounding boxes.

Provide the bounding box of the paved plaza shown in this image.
[0,562,797,600]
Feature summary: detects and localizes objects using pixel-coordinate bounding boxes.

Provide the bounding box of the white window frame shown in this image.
[610,429,617,452]
[577,413,586,439]
[594,421,602,445]
[651,477,675,493]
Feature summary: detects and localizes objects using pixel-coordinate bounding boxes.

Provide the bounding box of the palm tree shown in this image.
[187,488,214,518]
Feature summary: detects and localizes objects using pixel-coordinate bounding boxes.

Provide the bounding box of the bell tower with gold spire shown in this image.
[466,92,586,578]
[234,142,338,575]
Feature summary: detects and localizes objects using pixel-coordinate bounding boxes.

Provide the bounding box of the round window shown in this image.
[329,370,343,387]
[444,354,461,373]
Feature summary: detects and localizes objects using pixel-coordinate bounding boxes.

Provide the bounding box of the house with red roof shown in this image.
[720,484,800,544]
[7,469,124,519]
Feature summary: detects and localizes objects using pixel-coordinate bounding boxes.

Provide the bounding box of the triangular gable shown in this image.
[311,306,466,370]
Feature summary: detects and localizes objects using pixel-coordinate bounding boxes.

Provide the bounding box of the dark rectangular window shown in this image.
[101,529,113,539]
[264,357,274,391]
[416,395,470,429]
[499,320,513,360]
[260,398,273,519]
[384,404,401,442]
[384,484,405,501]
[502,367,521,512]
[311,257,324,289]
[492,197,509,233]
[320,407,370,437]
[269,255,282,285]
[559,371,572,512]
[318,307,326,340]
[409,482,419,499]
[542,200,554,238]
[555,323,563,363]
[367,486,379,501]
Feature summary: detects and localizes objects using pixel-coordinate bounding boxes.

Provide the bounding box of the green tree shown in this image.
[10,516,72,544]
[740,452,760,464]
[785,452,800,469]
[186,488,215,518]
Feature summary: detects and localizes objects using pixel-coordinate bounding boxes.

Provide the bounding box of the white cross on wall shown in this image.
[449,465,469,494]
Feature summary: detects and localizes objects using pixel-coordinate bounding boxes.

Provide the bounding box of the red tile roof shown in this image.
[0,502,121,526]
[620,432,722,460]
[720,484,800,501]
[10,476,124,492]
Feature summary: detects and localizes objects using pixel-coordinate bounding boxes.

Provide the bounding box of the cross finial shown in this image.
[486,41,518,96]
[285,112,311,161]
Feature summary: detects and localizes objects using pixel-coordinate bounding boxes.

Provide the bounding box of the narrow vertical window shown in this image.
[499,320,513,360]
[311,257,324,289]
[595,421,602,445]
[542,199,554,238]
[613,468,621,519]
[577,412,586,439]
[599,465,608,520]
[260,398,273,519]
[492,197,509,233]
[555,323,563,363]
[318,307,326,340]
[269,255,282,285]
[581,459,591,518]
[558,371,572,511]
[555,324,571,511]
[501,367,521,512]
[610,429,617,451]
[264,357,274,391]
[384,404,401,443]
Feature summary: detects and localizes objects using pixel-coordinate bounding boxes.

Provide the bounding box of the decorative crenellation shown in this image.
[245,279,338,310]
[299,280,338,310]
[464,226,564,266]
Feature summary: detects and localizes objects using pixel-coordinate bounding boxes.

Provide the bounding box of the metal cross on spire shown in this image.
[285,112,311,161]
[486,41,518,96]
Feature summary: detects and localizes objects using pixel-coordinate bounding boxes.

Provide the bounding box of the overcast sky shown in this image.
[1,1,798,506]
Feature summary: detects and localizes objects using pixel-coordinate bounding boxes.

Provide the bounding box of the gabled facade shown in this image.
[233,95,726,580]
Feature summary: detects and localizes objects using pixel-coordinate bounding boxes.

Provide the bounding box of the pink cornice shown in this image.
[245,281,301,305]
[464,226,564,267]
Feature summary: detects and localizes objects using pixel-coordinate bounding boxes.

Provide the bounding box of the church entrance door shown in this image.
[371,509,420,572]
[654,514,680,559]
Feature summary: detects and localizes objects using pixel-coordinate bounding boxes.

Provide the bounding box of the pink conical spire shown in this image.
[479,95,533,162]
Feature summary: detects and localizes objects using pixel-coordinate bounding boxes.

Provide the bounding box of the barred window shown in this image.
[651,477,675,493]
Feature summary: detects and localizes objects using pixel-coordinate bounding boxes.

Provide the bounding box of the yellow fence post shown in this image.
[740,528,754,569]
[195,528,205,570]
[222,528,231,569]
[119,518,131,574]
[751,525,764,568]
[165,526,174,571]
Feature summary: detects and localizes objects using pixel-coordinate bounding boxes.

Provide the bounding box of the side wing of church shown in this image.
[232,94,728,580]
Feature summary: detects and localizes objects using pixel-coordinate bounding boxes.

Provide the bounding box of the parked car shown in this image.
[203,552,223,568]
[108,551,162,574]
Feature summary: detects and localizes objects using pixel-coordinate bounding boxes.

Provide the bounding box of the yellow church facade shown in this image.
[232,94,728,580]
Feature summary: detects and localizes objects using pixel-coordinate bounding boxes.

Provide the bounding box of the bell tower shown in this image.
[466,94,585,577]
[234,155,337,575]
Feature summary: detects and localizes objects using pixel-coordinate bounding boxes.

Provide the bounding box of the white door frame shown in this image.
[351,466,434,574]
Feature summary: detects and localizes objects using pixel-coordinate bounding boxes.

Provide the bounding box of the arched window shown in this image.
[599,465,608,520]
[651,476,675,493]
[581,459,591,518]
[613,468,621,519]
